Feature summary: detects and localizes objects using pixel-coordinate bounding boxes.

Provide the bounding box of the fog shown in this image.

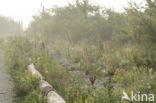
[0,0,145,28]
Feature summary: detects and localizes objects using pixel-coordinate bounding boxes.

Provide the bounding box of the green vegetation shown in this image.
[1,36,46,103]
[0,0,156,103]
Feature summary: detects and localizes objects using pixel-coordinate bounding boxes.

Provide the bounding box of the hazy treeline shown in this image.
[27,0,156,45]
[0,16,23,36]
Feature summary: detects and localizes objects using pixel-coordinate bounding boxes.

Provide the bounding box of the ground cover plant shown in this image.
[0,0,156,103]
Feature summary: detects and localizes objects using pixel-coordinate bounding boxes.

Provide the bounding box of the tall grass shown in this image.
[1,36,156,103]
[1,36,46,103]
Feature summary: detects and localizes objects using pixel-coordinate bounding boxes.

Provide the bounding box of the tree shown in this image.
[0,16,23,36]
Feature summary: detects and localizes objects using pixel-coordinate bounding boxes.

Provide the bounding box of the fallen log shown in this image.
[27,63,66,103]
[47,91,66,103]
[27,63,43,79]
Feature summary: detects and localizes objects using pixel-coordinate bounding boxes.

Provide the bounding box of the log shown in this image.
[27,63,66,103]
[27,63,43,79]
[39,80,54,95]
[47,91,66,103]
[40,80,66,103]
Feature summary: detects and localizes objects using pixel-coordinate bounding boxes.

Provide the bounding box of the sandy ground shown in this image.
[0,51,12,103]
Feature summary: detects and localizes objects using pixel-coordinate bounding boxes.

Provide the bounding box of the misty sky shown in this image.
[0,0,145,28]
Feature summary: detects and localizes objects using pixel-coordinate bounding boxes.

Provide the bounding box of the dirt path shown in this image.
[0,51,12,103]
